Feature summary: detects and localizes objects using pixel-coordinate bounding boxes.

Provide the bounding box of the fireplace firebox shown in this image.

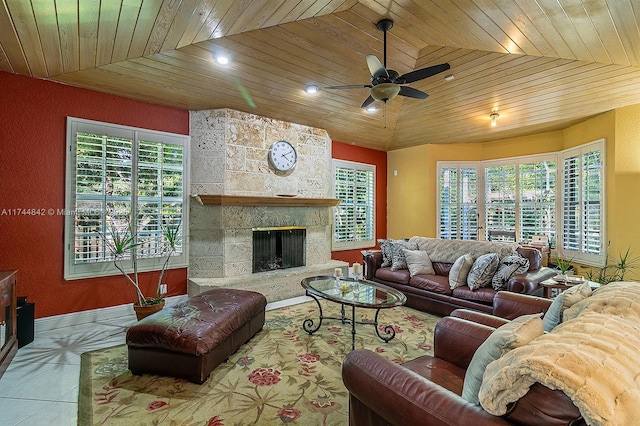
[252,227,306,273]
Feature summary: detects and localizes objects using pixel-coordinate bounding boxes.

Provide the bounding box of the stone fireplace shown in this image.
[187,109,347,302]
[252,226,306,273]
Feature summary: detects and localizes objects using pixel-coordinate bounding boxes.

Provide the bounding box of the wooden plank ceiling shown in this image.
[2,0,640,151]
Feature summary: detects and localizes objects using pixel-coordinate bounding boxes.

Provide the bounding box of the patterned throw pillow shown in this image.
[449,254,475,289]
[491,255,530,291]
[403,249,435,276]
[467,253,500,290]
[378,239,393,268]
[390,240,418,270]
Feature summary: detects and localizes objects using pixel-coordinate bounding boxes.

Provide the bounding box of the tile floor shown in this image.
[0,296,309,425]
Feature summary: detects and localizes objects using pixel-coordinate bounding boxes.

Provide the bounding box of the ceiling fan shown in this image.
[324,19,451,108]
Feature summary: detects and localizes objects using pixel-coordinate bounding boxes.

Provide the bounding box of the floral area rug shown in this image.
[79,300,440,425]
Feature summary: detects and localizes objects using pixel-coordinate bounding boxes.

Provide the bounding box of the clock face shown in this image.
[268,140,297,172]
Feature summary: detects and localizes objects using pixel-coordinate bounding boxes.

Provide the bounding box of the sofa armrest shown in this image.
[450,309,511,328]
[363,251,383,280]
[434,316,495,369]
[492,291,552,320]
[342,349,512,426]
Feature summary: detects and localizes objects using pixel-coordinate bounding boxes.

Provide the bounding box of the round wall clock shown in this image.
[268,140,297,173]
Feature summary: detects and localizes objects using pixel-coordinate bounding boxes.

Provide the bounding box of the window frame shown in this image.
[64,117,190,280]
[332,159,376,251]
[437,162,480,240]
[437,140,604,265]
[557,139,606,266]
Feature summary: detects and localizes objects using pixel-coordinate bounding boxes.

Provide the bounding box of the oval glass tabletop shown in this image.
[301,275,406,308]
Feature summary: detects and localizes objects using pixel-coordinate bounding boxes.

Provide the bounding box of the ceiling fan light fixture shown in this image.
[366,105,378,113]
[370,83,400,102]
[490,112,499,127]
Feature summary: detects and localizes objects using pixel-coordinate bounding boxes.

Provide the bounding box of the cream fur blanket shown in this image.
[479,282,640,425]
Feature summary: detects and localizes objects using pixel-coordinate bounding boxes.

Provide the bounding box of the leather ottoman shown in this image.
[126,288,267,384]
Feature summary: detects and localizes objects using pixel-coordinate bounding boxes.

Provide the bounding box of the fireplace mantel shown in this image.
[194,194,340,207]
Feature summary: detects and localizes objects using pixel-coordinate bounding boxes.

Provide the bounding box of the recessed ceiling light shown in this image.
[214,55,229,65]
[444,74,454,82]
[305,85,319,94]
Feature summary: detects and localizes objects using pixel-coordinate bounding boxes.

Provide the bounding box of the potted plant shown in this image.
[555,257,573,280]
[586,248,639,285]
[102,216,181,320]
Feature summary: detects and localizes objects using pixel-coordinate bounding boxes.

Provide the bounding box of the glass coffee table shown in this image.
[300,275,407,350]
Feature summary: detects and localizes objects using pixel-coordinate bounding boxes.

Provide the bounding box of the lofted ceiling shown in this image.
[2,0,640,151]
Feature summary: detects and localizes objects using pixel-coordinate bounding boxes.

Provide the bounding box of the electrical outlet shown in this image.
[159,283,167,295]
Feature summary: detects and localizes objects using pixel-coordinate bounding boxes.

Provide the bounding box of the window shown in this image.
[64,117,189,280]
[438,164,478,240]
[559,140,605,266]
[333,160,375,250]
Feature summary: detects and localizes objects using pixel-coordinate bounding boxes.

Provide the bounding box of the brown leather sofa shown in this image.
[342,292,586,426]
[363,240,556,317]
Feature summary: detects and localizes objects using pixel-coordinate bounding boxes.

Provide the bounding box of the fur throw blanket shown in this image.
[479,282,640,426]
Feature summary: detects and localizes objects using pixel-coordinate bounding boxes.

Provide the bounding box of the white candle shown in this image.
[334,267,342,277]
[352,262,362,275]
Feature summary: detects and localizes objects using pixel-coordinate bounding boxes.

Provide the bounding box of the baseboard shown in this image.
[34,295,188,333]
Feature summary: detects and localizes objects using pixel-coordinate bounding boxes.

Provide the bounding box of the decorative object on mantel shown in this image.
[193,194,340,207]
[101,215,181,320]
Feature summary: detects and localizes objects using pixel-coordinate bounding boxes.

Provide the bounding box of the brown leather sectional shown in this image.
[342,292,586,425]
[364,243,556,316]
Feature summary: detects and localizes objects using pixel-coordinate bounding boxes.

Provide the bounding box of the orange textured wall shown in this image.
[331,141,387,265]
[0,72,190,318]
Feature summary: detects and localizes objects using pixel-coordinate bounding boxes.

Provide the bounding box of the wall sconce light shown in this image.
[490,112,499,127]
[304,85,319,94]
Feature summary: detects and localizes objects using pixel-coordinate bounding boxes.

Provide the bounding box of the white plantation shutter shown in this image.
[519,160,556,245]
[64,117,189,279]
[333,160,375,250]
[485,164,516,238]
[560,140,605,265]
[438,164,478,240]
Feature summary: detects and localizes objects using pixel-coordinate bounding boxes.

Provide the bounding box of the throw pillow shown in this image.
[378,239,393,268]
[491,255,530,291]
[541,281,592,331]
[467,253,500,290]
[403,249,435,276]
[461,313,544,404]
[449,254,475,289]
[541,293,565,332]
[390,240,417,270]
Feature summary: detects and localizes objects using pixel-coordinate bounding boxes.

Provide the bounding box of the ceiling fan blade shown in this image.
[399,63,451,84]
[366,55,388,78]
[398,86,428,99]
[324,84,371,90]
[360,95,375,108]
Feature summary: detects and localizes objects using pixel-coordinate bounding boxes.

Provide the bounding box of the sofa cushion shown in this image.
[388,240,418,271]
[449,254,474,289]
[542,281,594,331]
[461,313,544,404]
[410,236,518,264]
[403,249,435,276]
[467,253,500,290]
[491,255,530,291]
[403,355,465,395]
[409,274,451,295]
[433,262,453,276]
[378,239,394,267]
[375,267,411,284]
[451,286,496,304]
